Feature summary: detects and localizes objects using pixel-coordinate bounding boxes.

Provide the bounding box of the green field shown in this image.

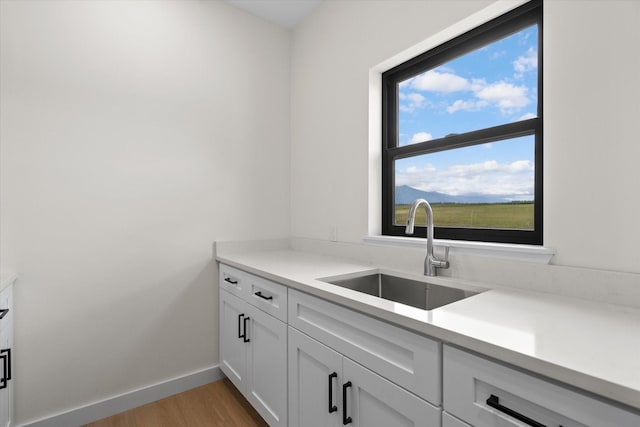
[395,202,534,230]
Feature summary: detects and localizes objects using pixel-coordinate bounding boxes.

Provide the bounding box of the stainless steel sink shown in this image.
[321,273,480,310]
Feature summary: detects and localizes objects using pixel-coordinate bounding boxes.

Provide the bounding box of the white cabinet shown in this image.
[0,327,11,427]
[219,290,248,388]
[219,265,287,427]
[288,326,342,427]
[288,327,440,427]
[245,304,287,426]
[343,353,440,427]
[221,263,640,427]
[0,283,14,427]
[288,288,441,405]
[443,345,640,427]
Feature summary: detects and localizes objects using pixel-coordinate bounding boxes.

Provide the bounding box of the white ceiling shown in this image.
[224,0,322,29]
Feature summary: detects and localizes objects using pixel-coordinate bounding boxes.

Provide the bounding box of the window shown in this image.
[382,0,542,245]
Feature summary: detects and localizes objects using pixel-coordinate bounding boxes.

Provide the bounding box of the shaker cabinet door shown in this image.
[0,326,11,427]
[0,284,13,427]
[246,307,287,427]
[219,289,248,391]
[288,327,342,427]
[342,357,441,427]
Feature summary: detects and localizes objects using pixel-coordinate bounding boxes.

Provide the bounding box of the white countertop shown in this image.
[217,248,640,411]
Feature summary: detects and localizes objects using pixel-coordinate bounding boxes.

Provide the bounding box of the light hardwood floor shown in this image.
[84,379,268,427]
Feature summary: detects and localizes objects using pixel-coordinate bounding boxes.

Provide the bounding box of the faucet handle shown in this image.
[434,246,450,270]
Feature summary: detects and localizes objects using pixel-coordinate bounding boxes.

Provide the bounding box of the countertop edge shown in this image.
[0,272,18,293]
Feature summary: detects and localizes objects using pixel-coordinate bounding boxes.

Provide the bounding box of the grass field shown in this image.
[395,202,534,230]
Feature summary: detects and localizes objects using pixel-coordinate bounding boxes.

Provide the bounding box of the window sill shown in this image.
[363,235,555,264]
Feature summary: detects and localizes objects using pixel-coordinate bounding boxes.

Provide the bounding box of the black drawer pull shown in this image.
[0,308,8,320]
[0,348,11,390]
[486,394,546,427]
[342,381,352,424]
[328,372,338,413]
[243,316,250,342]
[254,291,273,301]
[238,313,245,339]
[224,277,238,285]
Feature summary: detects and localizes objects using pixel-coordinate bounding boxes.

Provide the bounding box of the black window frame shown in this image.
[382,0,543,245]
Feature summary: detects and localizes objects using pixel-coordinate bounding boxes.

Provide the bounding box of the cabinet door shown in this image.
[0,285,12,427]
[288,327,342,427]
[342,358,441,427]
[219,289,248,392]
[246,307,288,427]
[0,326,10,427]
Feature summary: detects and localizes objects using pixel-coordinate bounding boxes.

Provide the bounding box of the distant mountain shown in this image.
[395,186,459,204]
[395,185,527,204]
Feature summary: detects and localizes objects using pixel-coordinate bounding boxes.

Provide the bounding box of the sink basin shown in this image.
[320,273,481,311]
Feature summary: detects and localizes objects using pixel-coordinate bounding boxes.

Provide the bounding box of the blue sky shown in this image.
[396,25,538,200]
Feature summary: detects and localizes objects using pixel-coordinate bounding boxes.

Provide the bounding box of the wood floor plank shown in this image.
[84,379,268,427]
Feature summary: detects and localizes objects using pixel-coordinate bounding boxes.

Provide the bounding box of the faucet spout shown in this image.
[405,198,450,276]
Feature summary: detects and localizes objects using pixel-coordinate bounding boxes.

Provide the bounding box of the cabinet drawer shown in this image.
[219,264,287,322]
[443,345,640,427]
[288,288,441,404]
[245,273,287,323]
[220,264,250,299]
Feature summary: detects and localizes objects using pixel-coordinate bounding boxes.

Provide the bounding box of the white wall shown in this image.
[543,0,640,272]
[0,0,290,423]
[290,0,640,274]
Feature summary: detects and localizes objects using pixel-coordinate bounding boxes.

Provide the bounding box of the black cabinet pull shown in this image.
[243,316,250,342]
[342,381,352,424]
[486,394,546,427]
[254,291,273,301]
[224,277,238,285]
[238,313,245,339]
[0,348,10,390]
[328,372,338,413]
[0,354,6,390]
[0,308,8,320]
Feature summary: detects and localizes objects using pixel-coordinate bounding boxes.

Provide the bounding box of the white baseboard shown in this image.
[18,365,225,427]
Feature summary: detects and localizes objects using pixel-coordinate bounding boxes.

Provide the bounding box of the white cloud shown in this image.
[409,132,433,144]
[406,93,425,105]
[505,160,534,173]
[411,70,470,92]
[513,47,538,76]
[399,92,427,112]
[447,100,473,113]
[444,81,530,115]
[396,160,534,197]
[469,78,487,92]
[446,99,489,113]
[405,67,533,116]
[475,82,530,113]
